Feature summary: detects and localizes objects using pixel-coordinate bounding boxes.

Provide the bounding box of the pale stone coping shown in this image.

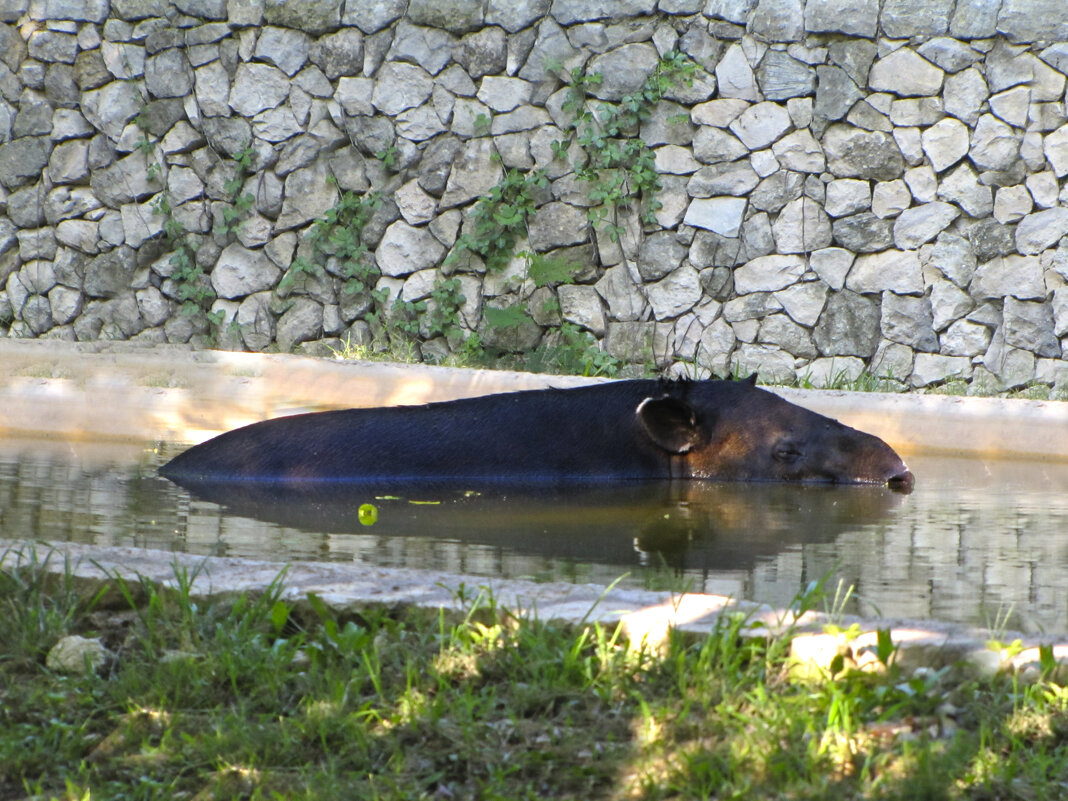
[3,538,1064,680]
[0,340,1066,462]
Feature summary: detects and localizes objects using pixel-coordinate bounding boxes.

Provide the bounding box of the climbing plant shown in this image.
[282,185,381,296]
[448,167,549,272]
[553,49,697,239]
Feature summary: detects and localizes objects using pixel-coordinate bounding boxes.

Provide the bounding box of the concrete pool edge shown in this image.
[1,339,1067,461]
[3,537,1065,680]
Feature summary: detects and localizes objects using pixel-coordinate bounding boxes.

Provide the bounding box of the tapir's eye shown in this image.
[774,443,802,463]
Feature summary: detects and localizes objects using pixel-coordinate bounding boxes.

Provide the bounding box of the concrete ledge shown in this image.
[1,340,1067,461]
[3,538,1065,681]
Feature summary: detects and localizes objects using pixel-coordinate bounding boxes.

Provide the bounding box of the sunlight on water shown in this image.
[3,437,1068,634]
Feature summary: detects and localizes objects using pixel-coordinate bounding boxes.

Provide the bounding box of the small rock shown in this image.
[47,635,110,674]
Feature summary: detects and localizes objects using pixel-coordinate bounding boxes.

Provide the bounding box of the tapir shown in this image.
[159,377,914,491]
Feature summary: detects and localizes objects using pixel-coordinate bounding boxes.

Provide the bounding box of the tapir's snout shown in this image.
[886,467,914,494]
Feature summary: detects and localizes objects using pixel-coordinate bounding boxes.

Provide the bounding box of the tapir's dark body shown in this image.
[160,378,913,490]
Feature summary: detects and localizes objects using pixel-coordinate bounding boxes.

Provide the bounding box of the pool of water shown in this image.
[3,436,1068,634]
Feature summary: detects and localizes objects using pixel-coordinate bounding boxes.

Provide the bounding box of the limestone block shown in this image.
[477,76,533,113]
[903,166,936,203]
[1044,124,1068,177]
[809,247,853,290]
[937,163,992,218]
[728,101,792,150]
[343,0,407,33]
[275,162,339,231]
[968,114,1020,172]
[55,219,99,253]
[655,146,701,175]
[943,67,987,126]
[1015,208,1068,256]
[832,213,893,253]
[558,284,605,336]
[823,124,904,181]
[637,231,686,281]
[683,197,746,237]
[910,353,972,387]
[869,48,944,97]
[872,180,911,219]
[229,63,289,116]
[527,202,588,251]
[881,292,938,351]
[989,85,1030,128]
[734,254,805,294]
[276,296,324,351]
[1052,286,1068,337]
[1026,172,1059,210]
[929,277,974,332]
[824,179,870,218]
[732,343,796,383]
[814,65,863,122]
[757,50,814,99]
[940,318,991,356]
[211,243,282,299]
[847,249,924,294]
[997,0,1068,43]
[595,264,645,322]
[968,255,1045,301]
[587,43,660,102]
[893,202,959,249]
[758,313,818,359]
[1004,297,1060,357]
[770,129,824,173]
[376,221,447,277]
[880,0,952,37]
[716,43,760,101]
[688,162,759,197]
[812,289,879,357]
[917,38,981,74]
[371,62,434,116]
[750,171,805,213]
[921,117,968,172]
[804,0,878,37]
[640,268,700,322]
[993,185,1032,225]
[772,197,831,254]
[803,355,865,386]
[387,20,455,76]
[309,28,364,79]
[774,281,827,326]
[250,27,309,78]
[693,127,748,164]
[692,98,750,128]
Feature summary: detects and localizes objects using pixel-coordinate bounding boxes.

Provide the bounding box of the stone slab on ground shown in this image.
[2,538,1065,680]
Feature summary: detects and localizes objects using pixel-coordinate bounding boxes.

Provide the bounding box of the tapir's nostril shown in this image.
[887,470,914,494]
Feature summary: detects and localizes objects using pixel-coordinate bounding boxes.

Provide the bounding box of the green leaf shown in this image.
[484,304,533,330]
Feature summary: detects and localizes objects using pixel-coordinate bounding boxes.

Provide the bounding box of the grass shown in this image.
[5,547,1068,800]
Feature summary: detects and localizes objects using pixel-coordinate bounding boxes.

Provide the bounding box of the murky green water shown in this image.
[3,436,1068,634]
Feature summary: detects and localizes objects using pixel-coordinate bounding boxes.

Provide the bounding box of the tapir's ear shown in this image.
[744,372,758,386]
[636,396,707,454]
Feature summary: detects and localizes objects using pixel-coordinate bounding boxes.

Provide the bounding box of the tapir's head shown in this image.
[635,377,914,492]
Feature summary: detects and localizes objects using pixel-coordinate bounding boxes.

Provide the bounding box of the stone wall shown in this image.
[2,0,1068,391]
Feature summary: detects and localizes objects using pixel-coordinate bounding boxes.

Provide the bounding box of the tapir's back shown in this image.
[159,381,674,483]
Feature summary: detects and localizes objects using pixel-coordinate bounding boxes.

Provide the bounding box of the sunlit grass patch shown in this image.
[5,547,1068,799]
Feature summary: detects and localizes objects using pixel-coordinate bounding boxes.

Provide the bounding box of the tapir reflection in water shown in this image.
[159,376,914,492]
